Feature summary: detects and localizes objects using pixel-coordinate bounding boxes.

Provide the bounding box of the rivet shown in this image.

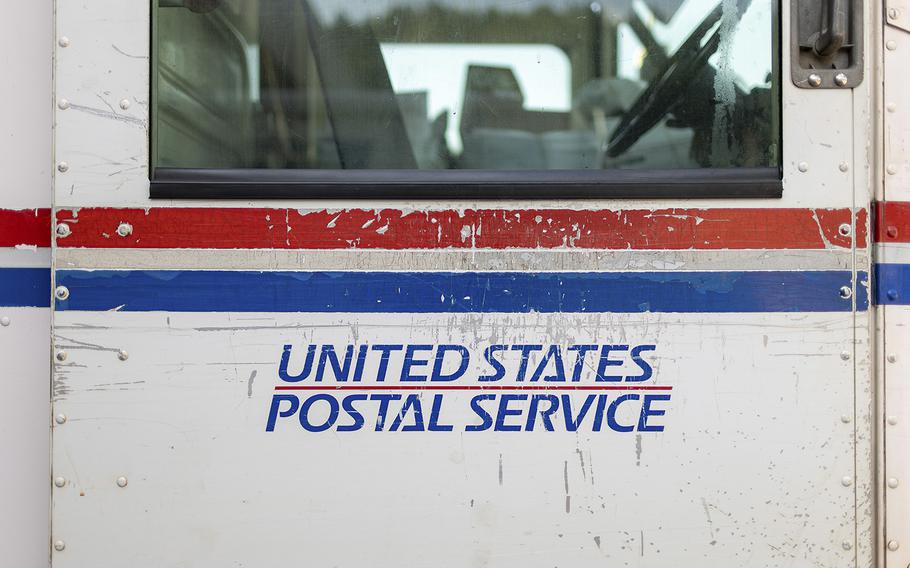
[58,36,70,48]
[887,164,897,175]
[57,98,70,110]
[807,74,822,88]
[116,223,133,237]
[119,99,131,110]
[887,102,897,113]
[56,223,71,238]
[55,351,67,362]
[838,223,852,237]
[841,476,853,487]
[54,476,66,488]
[0,316,9,327]
[55,286,70,301]
[842,541,852,551]
[54,540,65,552]
[116,476,128,488]
[839,286,853,300]
[55,413,67,425]
[888,354,898,363]
[888,416,898,426]
[886,40,897,51]
[887,226,899,238]
[841,414,852,423]
[840,351,851,361]
[889,8,899,20]
[117,349,129,361]
[838,162,849,172]
[798,161,809,173]
[57,161,69,173]
[888,289,899,301]
[887,539,900,552]
[834,73,848,87]
[888,477,900,489]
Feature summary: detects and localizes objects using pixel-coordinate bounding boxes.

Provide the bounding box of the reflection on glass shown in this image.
[154,0,777,171]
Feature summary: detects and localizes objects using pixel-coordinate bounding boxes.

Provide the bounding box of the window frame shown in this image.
[149,0,783,200]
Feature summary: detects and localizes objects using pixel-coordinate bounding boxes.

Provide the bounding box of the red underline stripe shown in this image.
[274,385,673,391]
[55,207,866,250]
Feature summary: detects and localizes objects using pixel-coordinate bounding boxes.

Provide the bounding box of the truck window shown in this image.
[152,0,778,196]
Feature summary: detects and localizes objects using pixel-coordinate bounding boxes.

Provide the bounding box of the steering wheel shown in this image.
[606,2,746,158]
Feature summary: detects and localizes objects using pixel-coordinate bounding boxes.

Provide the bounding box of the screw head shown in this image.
[840,351,851,361]
[119,98,131,110]
[57,161,69,173]
[56,223,71,238]
[887,164,898,175]
[54,413,67,425]
[842,540,852,551]
[117,349,129,361]
[838,162,849,172]
[886,226,899,239]
[58,36,70,48]
[55,351,67,362]
[838,223,852,237]
[834,73,848,87]
[887,539,900,552]
[0,316,9,327]
[886,40,897,51]
[57,98,70,110]
[798,161,809,173]
[839,286,853,299]
[54,476,66,488]
[888,416,898,426]
[116,476,128,488]
[116,223,133,237]
[841,414,852,423]
[888,289,899,301]
[888,477,900,489]
[841,476,853,487]
[55,286,70,301]
[889,8,899,20]
[887,102,897,113]
[888,354,898,364]
[807,74,822,88]
[54,540,65,552]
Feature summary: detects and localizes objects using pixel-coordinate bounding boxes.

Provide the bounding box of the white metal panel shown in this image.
[0,2,52,568]
[51,311,860,567]
[0,1,52,209]
[0,309,50,568]
[885,8,910,203]
[884,307,910,567]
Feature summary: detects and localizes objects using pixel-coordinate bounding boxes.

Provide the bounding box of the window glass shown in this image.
[154,0,777,171]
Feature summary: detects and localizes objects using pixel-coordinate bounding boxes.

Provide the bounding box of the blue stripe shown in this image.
[874,264,910,305]
[54,270,866,313]
[0,268,51,307]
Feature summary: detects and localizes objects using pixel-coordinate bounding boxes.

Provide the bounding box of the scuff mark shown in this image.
[111,44,148,59]
[498,453,503,486]
[564,460,570,513]
[593,536,601,550]
[68,103,148,129]
[247,370,257,398]
[635,434,643,466]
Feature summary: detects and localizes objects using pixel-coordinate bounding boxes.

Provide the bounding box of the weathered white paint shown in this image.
[55,248,860,272]
[52,311,860,568]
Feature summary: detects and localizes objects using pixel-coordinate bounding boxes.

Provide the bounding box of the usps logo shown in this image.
[266,342,670,433]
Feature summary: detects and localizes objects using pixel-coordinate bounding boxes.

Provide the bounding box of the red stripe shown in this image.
[0,209,51,248]
[274,385,673,391]
[875,201,910,244]
[55,207,866,250]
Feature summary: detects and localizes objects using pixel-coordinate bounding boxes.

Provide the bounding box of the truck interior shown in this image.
[153,0,777,172]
